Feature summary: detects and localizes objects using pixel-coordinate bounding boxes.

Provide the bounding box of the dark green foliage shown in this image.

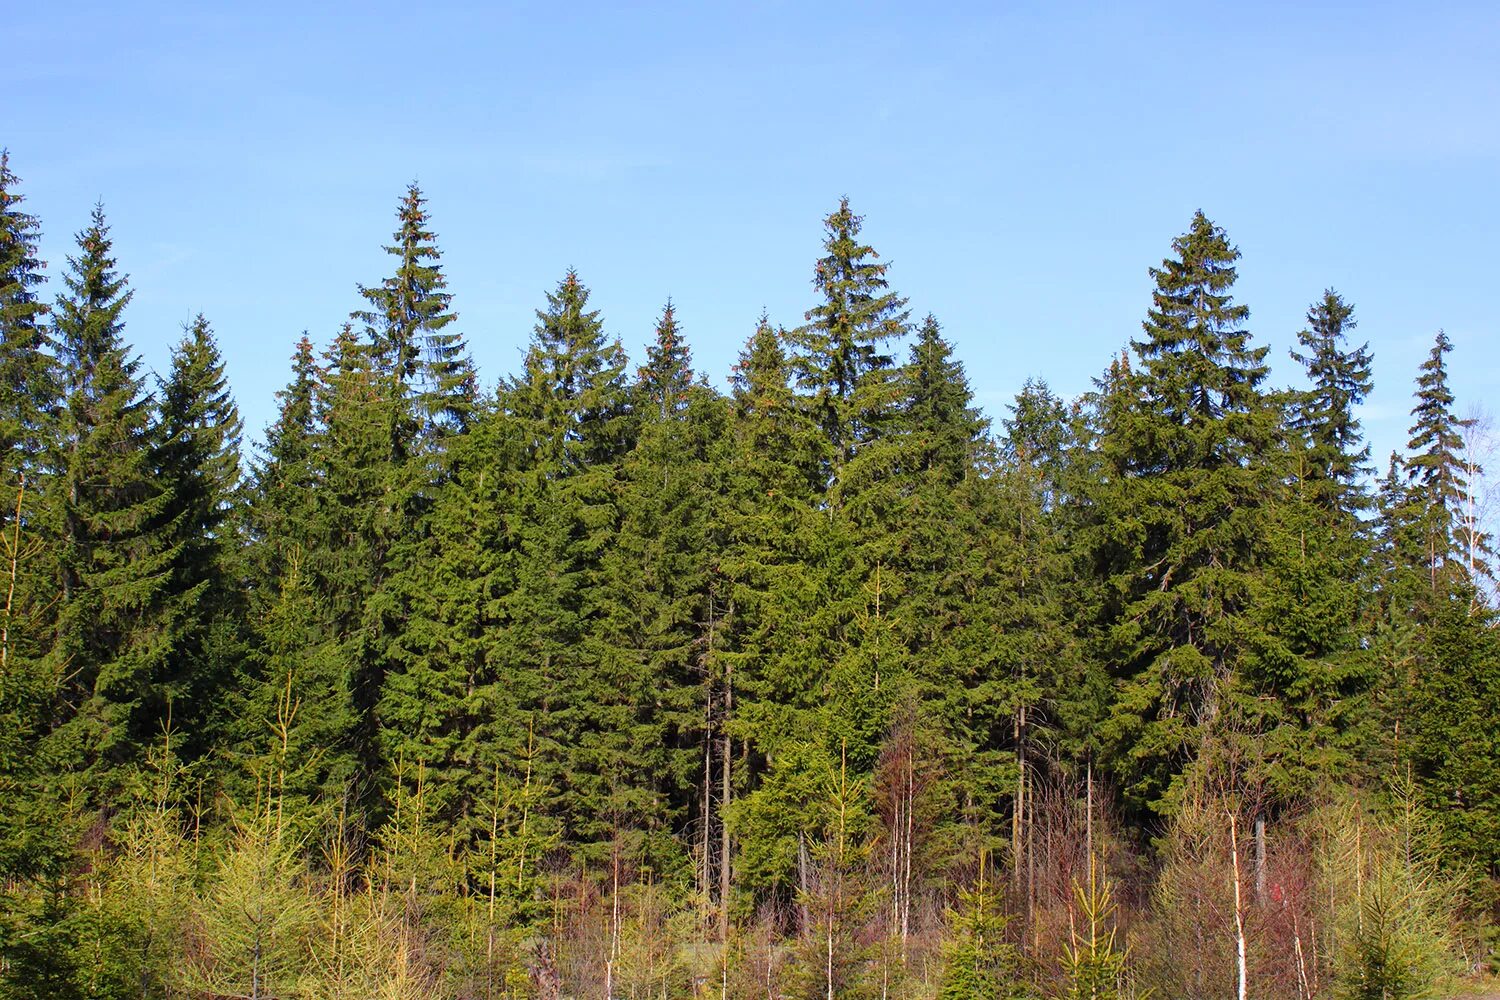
[1398,331,1476,596]
[1405,332,1464,516]
[48,207,177,774]
[488,270,634,860]
[637,299,694,419]
[152,315,245,754]
[1289,290,1374,514]
[0,150,57,495]
[375,391,522,839]
[0,179,1494,996]
[1094,211,1279,816]
[787,197,910,474]
[0,152,69,944]
[1403,590,1500,870]
[354,182,475,449]
[247,333,319,593]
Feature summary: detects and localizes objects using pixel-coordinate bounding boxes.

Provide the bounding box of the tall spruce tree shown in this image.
[0,150,75,999]
[1245,290,1379,798]
[1402,331,1469,594]
[594,311,728,878]
[719,318,830,899]
[0,151,57,750]
[1094,211,1279,815]
[375,390,520,838]
[48,207,178,774]
[151,315,245,754]
[291,324,392,805]
[492,270,633,859]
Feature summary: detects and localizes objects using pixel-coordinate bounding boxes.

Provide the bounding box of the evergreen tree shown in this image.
[718,318,830,900]
[1241,291,1378,798]
[1402,331,1469,594]
[636,299,693,420]
[1003,377,1072,510]
[304,325,386,634]
[287,323,392,806]
[0,151,68,924]
[0,149,57,505]
[247,334,320,594]
[353,182,475,450]
[151,314,245,753]
[48,207,178,774]
[1094,211,1279,815]
[588,304,727,877]
[787,197,909,476]
[1403,588,1500,872]
[1289,290,1374,514]
[492,270,633,859]
[375,391,522,838]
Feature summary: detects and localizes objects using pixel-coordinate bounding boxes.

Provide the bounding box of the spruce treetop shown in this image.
[790,197,910,465]
[510,269,630,468]
[260,334,319,476]
[730,313,789,412]
[354,183,473,436]
[1406,330,1464,501]
[638,299,694,420]
[1289,289,1373,510]
[54,205,135,388]
[157,314,244,539]
[1131,210,1270,466]
[0,149,57,468]
[0,150,49,337]
[902,314,986,480]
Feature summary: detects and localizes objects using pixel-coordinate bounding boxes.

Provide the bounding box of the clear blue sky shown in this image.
[10,2,1498,466]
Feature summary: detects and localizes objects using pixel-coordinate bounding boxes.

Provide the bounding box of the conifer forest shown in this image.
[0,148,1497,1000]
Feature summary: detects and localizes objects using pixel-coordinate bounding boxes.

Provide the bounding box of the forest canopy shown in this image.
[0,150,1496,999]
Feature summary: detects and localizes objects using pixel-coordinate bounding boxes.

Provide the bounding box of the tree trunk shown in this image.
[1229,811,1249,1000]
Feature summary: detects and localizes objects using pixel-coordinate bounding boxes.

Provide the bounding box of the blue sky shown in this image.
[9,2,1498,466]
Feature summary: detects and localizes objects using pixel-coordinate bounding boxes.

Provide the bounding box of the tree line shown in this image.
[0,148,1496,999]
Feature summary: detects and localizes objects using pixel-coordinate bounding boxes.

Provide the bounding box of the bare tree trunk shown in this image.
[1254,813,1267,904]
[701,707,714,905]
[720,602,732,947]
[797,832,810,938]
[2,473,24,670]
[719,648,732,944]
[1229,811,1249,1000]
[901,742,912,960]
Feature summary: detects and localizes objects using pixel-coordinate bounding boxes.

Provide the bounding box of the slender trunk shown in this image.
[1229,811,1248,1000]
[2,474,24,669]
[797,832,810,938]
[488,766,500,998]
[719,641,732,944]
[901,742,912,959]
[606,842,620,1000]
[1254,814,1267,905]
[702,707,713,904]
[1085,759,1094,865]
[518,720,533,891]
